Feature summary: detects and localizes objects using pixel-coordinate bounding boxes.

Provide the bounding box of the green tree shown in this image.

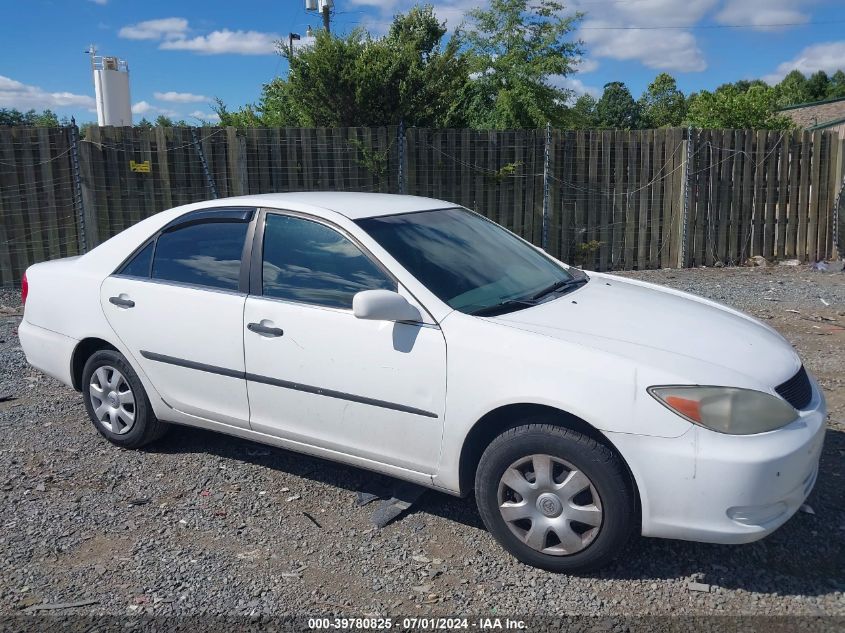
[387,3,447,55]
[569,93,597,127]
[776,70,810,107]
[595,82,640,129]
[638,73,686,127]
[31,109,60,126]
[214,97,272,127]
[153,114,188,126]
[716,79,767,94]
[0,107,61,126]
[829,70,845,99]
[137,117,153,128]
[806,70,830,101]
[460,0,583,128]
[216,5,471,128]
[0,108,26,125]
[685,84,792,129]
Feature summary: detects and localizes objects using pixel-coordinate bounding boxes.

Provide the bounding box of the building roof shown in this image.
[806,115,845,131]
[778,95,845,112]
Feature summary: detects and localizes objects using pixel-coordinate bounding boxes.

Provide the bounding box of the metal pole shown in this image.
[322,4,330,33]
[288,32,300,58]
[397,120,405,195]
[680,125,694,267]
[191,128,218,199]
[541,121,551,251]
[68,118,87,254]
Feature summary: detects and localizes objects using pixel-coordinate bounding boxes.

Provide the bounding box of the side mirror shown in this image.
[353,290,422,323]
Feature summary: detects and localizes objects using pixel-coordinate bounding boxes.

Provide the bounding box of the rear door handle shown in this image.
[247,322,284,337]
[109,296,135,308]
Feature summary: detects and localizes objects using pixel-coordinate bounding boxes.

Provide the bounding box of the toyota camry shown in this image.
[18,192,826,572]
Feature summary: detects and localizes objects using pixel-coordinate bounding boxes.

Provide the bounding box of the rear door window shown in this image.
[118,241,154,278]
[151,221,248,291]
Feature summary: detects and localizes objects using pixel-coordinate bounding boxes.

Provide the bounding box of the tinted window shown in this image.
[262,214,394,309]
[119,241,153,278]
[358,208,573,314]
[152,222,247,291]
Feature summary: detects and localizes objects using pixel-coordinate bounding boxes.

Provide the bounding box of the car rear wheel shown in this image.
[475,421,634,573]
[82,349,169,448]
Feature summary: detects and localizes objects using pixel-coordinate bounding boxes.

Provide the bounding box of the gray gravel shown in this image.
[0,265,843,618]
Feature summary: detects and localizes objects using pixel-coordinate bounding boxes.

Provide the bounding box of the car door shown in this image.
[100,208,255,429]
[243,210,447,475]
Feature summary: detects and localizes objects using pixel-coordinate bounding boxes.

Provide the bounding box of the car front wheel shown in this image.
[475,421,634,573]
[82,349,169,449]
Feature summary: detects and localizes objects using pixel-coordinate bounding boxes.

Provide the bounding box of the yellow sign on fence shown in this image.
[129,159,151,173]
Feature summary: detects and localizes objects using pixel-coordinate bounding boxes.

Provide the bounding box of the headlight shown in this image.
[648,386,798,435]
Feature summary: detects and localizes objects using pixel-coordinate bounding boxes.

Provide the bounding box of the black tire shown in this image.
[81,349,169,449]
[475,420,634,573]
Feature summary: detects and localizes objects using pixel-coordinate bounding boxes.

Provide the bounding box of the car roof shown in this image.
[194,192,456,220]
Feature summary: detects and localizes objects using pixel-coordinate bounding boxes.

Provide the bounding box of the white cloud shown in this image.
[130,101,154,115]
[582,25,707,72]
[189,111,221,122]
[716,0,812,31]
[154,91,210,103]
[348,0,394,6]
[352,0,473,31]
[131,101,178,118]
[89,0,108,5]
[159,29,280,55]
[361,0,710,72]
[119,17,279,56]
[763,41,845,83]
[0,75,95,110]
[119,17,189,41]
[549,75,601,100]
[430,1,475,29]
[574,0,717,72]
[575,58,599,74]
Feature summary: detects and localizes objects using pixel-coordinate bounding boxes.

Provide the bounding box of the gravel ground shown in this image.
[0,265,843,620]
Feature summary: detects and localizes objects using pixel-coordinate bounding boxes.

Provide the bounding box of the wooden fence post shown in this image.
[155,127,173,210]
[541,122,551,251]
[833,137,845,259]
[226,127,247,196]
[677,136,691,268]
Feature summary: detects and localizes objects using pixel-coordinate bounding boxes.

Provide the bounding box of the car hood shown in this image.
[489,272,801,389]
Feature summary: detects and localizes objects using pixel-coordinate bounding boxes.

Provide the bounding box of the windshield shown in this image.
[357,207,581,315]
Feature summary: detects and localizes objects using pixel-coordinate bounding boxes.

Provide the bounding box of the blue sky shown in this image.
[1,0,844,124]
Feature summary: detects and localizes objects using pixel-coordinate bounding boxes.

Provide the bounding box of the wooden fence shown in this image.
[1,125,842,287]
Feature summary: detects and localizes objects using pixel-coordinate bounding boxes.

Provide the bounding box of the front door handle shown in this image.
[109,296,135,308]
[247,322,284,337]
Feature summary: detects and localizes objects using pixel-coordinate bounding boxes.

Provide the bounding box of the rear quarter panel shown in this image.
[21,211,183,408]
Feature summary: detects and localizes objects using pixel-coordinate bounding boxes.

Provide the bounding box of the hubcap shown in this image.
[497,454,603,556]
[89,365,136,435]
[537,492,563,518]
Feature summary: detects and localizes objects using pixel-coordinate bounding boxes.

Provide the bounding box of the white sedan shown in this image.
[18,192,825,572]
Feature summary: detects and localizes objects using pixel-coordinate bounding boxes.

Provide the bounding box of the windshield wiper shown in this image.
[469,298,537,317]
[530,276,588,301]
[469,274,589,317]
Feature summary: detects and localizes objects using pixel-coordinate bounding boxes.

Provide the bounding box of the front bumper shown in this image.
[607,380,826,544]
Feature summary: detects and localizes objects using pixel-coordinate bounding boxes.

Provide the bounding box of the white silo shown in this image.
[91,48,132,126]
